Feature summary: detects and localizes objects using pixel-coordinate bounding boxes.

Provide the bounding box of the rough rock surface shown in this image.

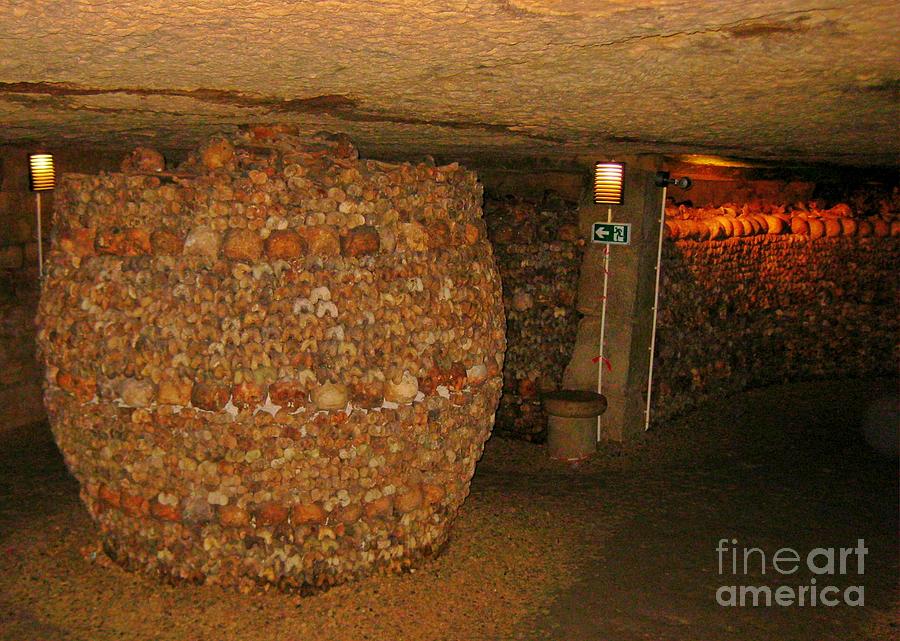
[35,129,506,591]
[1,1,898,164]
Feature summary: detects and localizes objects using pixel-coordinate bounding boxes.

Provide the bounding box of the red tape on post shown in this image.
[591,355,612,371]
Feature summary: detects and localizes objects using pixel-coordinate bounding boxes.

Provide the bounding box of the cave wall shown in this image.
[652,222,899,425]
[670,178,815,209]
[1,148,47,430]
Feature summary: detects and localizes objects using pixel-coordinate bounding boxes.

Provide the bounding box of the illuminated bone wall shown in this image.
[653,200,899,423]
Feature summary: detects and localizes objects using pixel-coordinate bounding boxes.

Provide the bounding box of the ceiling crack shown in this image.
[434,5,843,80]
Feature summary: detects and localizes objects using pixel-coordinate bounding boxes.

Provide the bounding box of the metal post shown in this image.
[36,191,43,279]
[644,187,667,430]
[596,206,612,441]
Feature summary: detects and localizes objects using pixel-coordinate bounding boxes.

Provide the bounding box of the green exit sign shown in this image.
[592,222,631,245]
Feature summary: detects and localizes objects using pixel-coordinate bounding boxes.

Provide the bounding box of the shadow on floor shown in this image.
[508,377,899,641]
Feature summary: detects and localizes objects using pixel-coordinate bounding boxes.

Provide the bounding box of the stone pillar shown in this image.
[562,156,665,441]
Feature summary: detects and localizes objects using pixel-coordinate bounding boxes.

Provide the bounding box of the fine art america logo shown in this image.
[716,538,867,607]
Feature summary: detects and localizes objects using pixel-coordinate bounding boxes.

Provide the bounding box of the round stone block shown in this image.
[542,390,606,462]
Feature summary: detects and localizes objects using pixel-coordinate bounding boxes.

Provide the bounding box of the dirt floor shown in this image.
[1,378,897,641]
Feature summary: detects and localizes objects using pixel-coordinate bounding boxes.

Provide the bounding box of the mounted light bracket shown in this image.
[655,171,692,191]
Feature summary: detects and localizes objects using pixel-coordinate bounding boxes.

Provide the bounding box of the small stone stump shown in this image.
[541,390,607,462]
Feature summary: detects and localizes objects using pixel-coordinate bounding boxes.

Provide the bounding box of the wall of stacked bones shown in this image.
[483,194,583,441]
[35,130,506,591]
[653,194,900,423]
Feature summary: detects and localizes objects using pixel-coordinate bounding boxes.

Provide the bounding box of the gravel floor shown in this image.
[1,378,897,640]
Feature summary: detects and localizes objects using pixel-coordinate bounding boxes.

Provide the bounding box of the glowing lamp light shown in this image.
[29,153,56,191]
[593,162,624,205]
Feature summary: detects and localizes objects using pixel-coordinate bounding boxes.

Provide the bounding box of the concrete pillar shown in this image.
[562,156,665,442]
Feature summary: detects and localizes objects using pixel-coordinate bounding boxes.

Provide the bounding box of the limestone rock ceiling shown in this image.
[1,0,898,165]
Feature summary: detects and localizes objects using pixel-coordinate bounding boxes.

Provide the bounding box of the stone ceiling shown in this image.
[1,0,898,165]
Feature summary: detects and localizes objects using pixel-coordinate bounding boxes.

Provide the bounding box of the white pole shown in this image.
[596,206,612,441]
[644,187,667,430]
[36,191,43,280]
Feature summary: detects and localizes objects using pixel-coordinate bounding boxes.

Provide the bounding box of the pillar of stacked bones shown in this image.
[36,127,506,591]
